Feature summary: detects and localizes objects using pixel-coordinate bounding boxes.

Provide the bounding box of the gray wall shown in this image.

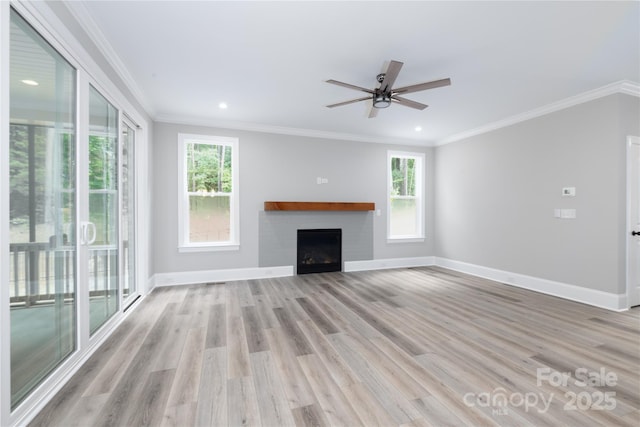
[435,93,640,294]
[152,122,435,274]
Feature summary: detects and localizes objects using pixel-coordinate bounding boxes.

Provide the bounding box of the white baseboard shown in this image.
[344,256,435,272]
[435,257,627,311]
[151,257,627,311]
[153,265,294,287]
[147,274,157,292]
[629,286,640,307]
[152,257,437,286]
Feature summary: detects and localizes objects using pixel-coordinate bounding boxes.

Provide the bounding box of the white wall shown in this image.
[435,93,640,295]
[152,122,435,274]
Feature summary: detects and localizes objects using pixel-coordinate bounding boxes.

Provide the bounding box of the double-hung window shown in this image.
[387,151,425,241]
[178,133,239,251]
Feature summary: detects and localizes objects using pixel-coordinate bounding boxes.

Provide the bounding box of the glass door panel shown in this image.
[88,86,119,335]
[9,9,77,408]
[121,121,136,304]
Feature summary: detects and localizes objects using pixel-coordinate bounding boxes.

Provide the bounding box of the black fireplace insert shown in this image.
[297,229,342,274]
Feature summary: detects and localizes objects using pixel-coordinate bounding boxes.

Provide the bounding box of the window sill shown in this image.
[386,237,425,244]
[178,244,240,253]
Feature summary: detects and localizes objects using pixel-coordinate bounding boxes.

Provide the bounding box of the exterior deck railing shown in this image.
[9,242,123,307]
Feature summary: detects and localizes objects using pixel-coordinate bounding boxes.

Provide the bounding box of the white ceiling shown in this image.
[71,1,639,145]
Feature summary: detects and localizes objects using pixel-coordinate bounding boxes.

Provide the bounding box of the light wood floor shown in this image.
[30,267,640,426]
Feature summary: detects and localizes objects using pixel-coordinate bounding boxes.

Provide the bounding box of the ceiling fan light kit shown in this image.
[326,60,451,117]
[373,91,392,108]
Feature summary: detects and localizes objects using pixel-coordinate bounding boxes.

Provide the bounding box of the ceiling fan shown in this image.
[325,60,451,118]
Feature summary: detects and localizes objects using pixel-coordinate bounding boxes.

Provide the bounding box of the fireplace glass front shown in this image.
[297,229,342,274]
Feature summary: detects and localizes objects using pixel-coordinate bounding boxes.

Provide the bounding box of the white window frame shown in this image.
[387,150,425,242]
[177,133,239,252]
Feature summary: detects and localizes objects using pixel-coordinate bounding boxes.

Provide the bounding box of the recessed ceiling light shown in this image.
[414,126,422,132]
[21,79,39,86]
[218,102,228,109]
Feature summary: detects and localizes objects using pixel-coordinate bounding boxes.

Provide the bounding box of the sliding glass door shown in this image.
[6,6,141,412]
[87,87,119,335]
[9,8,77,408]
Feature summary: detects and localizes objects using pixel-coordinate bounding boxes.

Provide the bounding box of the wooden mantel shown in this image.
[264,201,375,212]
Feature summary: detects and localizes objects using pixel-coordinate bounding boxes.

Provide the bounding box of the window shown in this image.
[178,134,239,251]
[388,151,424,241]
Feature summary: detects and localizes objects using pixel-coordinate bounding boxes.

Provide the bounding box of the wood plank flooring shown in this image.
[30,267,640,426]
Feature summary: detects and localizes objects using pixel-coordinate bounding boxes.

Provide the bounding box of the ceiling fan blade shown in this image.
[379,60,403,93]
[391,95,428,110]
[326,96,371,108]
[392,78,451,95]
[368,104,379,118]
[326,79,374,94]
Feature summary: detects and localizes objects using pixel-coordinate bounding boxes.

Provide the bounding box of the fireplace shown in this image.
[297,229,342,274]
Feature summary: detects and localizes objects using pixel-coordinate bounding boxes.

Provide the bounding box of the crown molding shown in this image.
[620,80,640,97]
[156,80,638,148]
[436,80,640,146]
[64,1,156,118]
[154,114,432,147]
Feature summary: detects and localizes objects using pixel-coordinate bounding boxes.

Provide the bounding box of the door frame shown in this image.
[120,115,140,310]
[626,135,640,308]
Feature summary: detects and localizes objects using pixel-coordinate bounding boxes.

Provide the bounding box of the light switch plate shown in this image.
[554,208,576,219]
[562,187,576,197]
